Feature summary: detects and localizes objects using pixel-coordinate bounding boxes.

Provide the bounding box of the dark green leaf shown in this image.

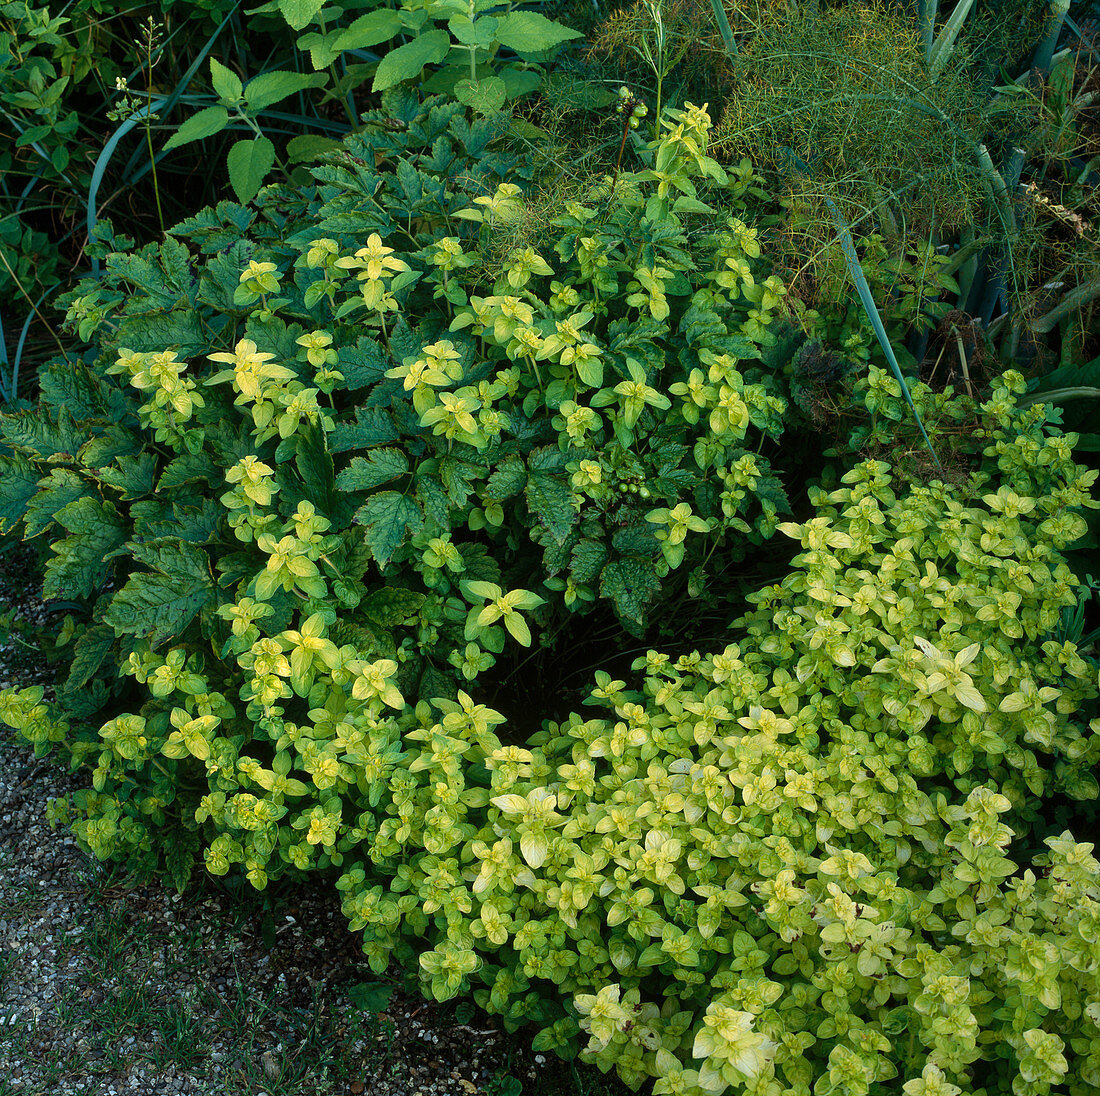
[361,586,426,628]
[23,469,89,537]
[526,472,575,545]
[336,449,409,493]
[38,362,110,420]
[330,407,399,453]
[440,459,480,507]
[349,981,395,1014]
[570,539,607,585]
[0,456,41,533]
[98,453,157,500]
[104,539,216,646]
[295,424,336,511]
[599,557,658,627]
[43,498,127,601]
[354,491,424,568]
[485,456,525,500]
[67,624,115,690]
[158,452,220,490]
[339,337,389,390]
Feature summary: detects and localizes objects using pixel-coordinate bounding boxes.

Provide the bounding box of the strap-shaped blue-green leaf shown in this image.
[821,195,943,474]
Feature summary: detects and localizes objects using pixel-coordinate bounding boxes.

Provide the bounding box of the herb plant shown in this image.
[3,371,1099,1095]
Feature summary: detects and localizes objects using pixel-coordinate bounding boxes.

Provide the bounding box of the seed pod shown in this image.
[629,118,640,130]
[619,85,631,99]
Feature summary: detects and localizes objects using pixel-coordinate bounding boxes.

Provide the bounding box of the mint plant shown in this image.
[163,0,583,203]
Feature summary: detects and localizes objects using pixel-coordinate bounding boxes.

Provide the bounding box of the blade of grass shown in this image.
[709,0,737,55]
[821,194,944,475]
[928,0,975,80]
[1030,0,1071,77]
[0,304,9,402]
[1018,386,1100,407]
[776,147,944,474]
[917,0,939,63]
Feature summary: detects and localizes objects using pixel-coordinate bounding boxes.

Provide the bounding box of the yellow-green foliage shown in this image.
[4,371,1100,1095]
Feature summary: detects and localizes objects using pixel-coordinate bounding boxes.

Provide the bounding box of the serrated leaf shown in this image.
[0,406,84,460]
[441,459,480,507]
[570,539,607,585]
[526,472,576,545]
[454,76,506,115]
[527,445,567,473]
[286,134,342,163]
[349,981,395,1014]
[599,557,657,627]
[98,452,157,500]
[114,309,208,355]
[0,456,44,533]
[158,452,220,490]
[277,0,325,30]
[23,470,89,538]
[67,624,115,691]
[336,449,409,493]
[493,11,582,53]
[372,30,450,93]
[164,828,200,894]
[330,407,399,453]
[132,499,223,545]
[74,429,142,473]
[334,9,403,52]
[244,70,326,113]
[210,57,243,103]
[416,475,449,529]
[293,426,335,513]
[485,456,525,500]
[43,498,127,601]
[611,523,659,557]
[226,137,276,205]
[353,491,424,568]
[360,586,426,628]
[104,540,215,646]
[339,337,389,390]
[38,361,111,420]
[163,106,229,152]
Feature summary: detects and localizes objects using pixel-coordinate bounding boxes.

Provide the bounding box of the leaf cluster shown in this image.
[3,374,1100,1095]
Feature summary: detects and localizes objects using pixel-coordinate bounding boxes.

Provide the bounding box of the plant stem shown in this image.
[144,22,166,234]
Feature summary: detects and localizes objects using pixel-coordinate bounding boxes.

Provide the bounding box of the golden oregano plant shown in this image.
[3,370,1100,1095]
